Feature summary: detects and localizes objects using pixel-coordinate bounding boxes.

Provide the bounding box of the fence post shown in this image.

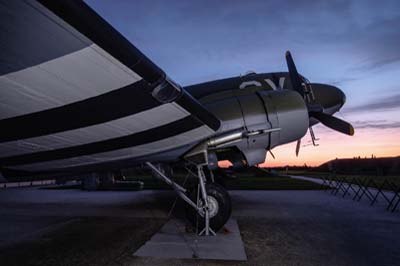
[391,196,400,212]
[352,178,363,201]
[321,176,329,190]
[387,185,400,212]
[369,179,380,206]
[342,177,354,198]
[356,178,374,202]
[334,177,346,195]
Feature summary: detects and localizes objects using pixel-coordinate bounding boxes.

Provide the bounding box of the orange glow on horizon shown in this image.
[219,126,400,168]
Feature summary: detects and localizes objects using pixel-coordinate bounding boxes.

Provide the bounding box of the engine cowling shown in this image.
[257,89,309,148]
[202,88,309,166]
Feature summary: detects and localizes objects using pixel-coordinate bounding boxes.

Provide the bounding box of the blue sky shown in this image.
[85,0,400,164]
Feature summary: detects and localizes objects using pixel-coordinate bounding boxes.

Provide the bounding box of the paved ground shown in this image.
[134,218,247,260]
[0,187,399,266]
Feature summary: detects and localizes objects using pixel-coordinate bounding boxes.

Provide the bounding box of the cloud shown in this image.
[86,0,400,87]
[353,55,400,72]
[329,77,360,86]
[350,16,400,72]
[344,93,400,113]
[353,120,400,129]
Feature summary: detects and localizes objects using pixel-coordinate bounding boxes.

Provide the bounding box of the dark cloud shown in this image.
[344,93,400,113]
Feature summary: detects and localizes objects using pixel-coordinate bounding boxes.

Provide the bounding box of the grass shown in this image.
[125,172,327,190]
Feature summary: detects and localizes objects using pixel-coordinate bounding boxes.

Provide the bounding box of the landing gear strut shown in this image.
[186,181,231,235]
[145,162,231,236]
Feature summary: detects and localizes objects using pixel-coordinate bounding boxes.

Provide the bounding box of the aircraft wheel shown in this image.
[185,183,232,232]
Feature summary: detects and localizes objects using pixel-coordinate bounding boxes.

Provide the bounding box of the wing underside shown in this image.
[0,0,220,175]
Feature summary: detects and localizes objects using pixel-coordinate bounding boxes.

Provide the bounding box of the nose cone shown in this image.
[340,89,346,107]
[310,83,346,114]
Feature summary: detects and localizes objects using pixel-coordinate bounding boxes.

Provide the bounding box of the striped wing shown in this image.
[0,0,220,174]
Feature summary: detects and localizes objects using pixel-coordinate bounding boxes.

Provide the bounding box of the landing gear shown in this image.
[145,162,232,236]
[186,182,231,233]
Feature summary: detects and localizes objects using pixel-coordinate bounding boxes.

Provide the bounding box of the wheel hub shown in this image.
[206,195,219,218]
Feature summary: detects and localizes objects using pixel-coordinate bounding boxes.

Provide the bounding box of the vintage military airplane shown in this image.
[0,0,354,235]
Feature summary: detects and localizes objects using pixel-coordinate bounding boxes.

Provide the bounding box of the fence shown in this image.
[320,175,400,213]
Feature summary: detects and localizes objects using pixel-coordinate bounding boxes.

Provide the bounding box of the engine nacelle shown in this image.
[202,89,309,166]
[257,90,309,148]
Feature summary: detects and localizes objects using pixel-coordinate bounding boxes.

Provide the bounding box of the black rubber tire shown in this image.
[185,183,232,232]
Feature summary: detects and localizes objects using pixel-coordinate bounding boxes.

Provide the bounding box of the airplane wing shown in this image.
[0,0,220,174]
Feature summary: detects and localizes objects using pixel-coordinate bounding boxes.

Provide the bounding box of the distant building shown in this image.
[317,156,400,175]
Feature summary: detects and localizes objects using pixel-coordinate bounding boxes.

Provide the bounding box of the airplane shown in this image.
[0,0,354,235]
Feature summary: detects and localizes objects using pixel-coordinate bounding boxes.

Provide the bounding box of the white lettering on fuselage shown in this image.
[239,77,285,90]
[239,80,262,89]
[264,77,285,90]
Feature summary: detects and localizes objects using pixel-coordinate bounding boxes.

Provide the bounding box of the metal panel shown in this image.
[258,90,308,148]
[235,92,271,150]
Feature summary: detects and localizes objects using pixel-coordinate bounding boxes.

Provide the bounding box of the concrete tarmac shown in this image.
[0,187,399,266]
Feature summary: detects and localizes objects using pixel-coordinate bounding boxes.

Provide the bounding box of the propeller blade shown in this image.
[268,150,276,159]
[295,139,301,157]
[310,112,355,136]
[285,51,304,97]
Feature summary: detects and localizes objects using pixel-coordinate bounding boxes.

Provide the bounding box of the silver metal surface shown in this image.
[206,195,219,218]
[197,166,215,236]
[207,132,243,147]
[258,89,309,148]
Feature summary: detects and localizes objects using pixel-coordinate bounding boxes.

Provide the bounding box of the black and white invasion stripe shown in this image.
[0,0,220,173]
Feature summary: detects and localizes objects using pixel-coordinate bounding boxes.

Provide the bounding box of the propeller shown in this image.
[285,51,304,98]
[285,51,354,155]
[310,112,354,136]
[295,139,301,157]
[268,150,276,159]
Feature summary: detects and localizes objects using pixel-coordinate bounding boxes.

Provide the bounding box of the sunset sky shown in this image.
[86,0,400,167]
